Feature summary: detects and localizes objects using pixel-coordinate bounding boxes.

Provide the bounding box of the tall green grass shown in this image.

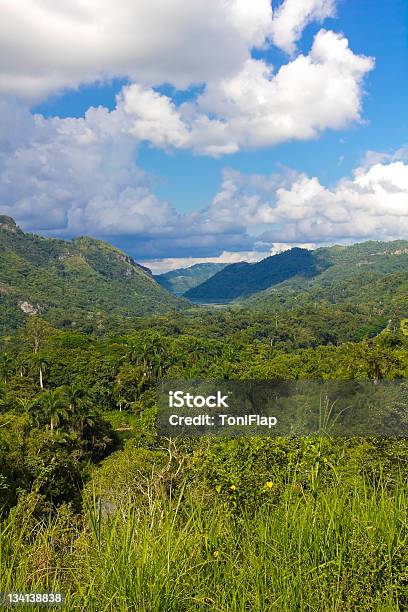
[1,474,407,611]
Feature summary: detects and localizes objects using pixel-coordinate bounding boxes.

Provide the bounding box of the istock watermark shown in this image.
[169,390,230,408]
[157,380,408,438]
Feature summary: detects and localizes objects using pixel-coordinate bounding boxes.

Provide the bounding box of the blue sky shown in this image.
[1,0,407,270]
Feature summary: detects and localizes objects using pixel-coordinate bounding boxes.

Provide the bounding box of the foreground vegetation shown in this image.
[1,437,407,611]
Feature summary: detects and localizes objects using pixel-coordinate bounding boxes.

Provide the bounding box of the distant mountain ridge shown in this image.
[245,240,408,313]
[185,241,408,303]
[0,216,186,332]
[2,214,408,333]
[155,262,227,294]
[185,247,330,301]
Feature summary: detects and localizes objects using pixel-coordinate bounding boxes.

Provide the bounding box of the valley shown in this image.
[1,221,407,610]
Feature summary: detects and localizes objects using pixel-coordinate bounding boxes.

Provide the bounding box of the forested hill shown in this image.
[0,216,186,333]
[185,241,408,303]
[246,240,408,312]
[185,247,330,301]
[155,262,227,294]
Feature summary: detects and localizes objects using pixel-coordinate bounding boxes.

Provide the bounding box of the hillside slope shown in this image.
[185,248,331,302]
[0,216,186,332]
[245,241,408,311]
[185,241,408,304]
[155,263,227,294]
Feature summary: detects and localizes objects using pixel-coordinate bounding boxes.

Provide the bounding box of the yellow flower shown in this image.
[230,484,237,491]
[213,550,219,558]
[265,481,273,489]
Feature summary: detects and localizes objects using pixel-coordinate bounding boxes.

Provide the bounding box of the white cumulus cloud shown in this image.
[0,97,180,238]
[270,0,336,54]
[204,159,408,246]
[121,30,374,155]
[0,0,273,99]
[0,1,374,156]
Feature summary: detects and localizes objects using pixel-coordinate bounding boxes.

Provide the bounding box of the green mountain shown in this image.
[185,241,408,304]
[155,262,227,295]
[185,248,330,302]
[246,241,408,310]
[0,216,186,333]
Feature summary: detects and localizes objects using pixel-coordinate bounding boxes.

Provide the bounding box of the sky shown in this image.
[0,0,407,272]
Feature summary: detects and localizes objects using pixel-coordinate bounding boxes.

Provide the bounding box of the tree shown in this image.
[126,342,140,365]
[63,384,95,438]
[113,365,147,407]
[63,384,86,414]
[341,342,404,383]
[38,389,68,432]
[15,397,38,419]
[23,316,54,354]
[16,356,29,379]
[30,354,48,389]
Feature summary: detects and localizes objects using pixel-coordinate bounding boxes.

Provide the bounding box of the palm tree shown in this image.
[30,354,48,389]
[140,341,152,371]
[150,352,164,378]
[62,384,96,438]
[16,356,29,379]
[39,389,68,432]
[126,342,140,365]
[75,402,96,439]
[116,394,129,412]
[63,384,86,414]
[15,396,38,417]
